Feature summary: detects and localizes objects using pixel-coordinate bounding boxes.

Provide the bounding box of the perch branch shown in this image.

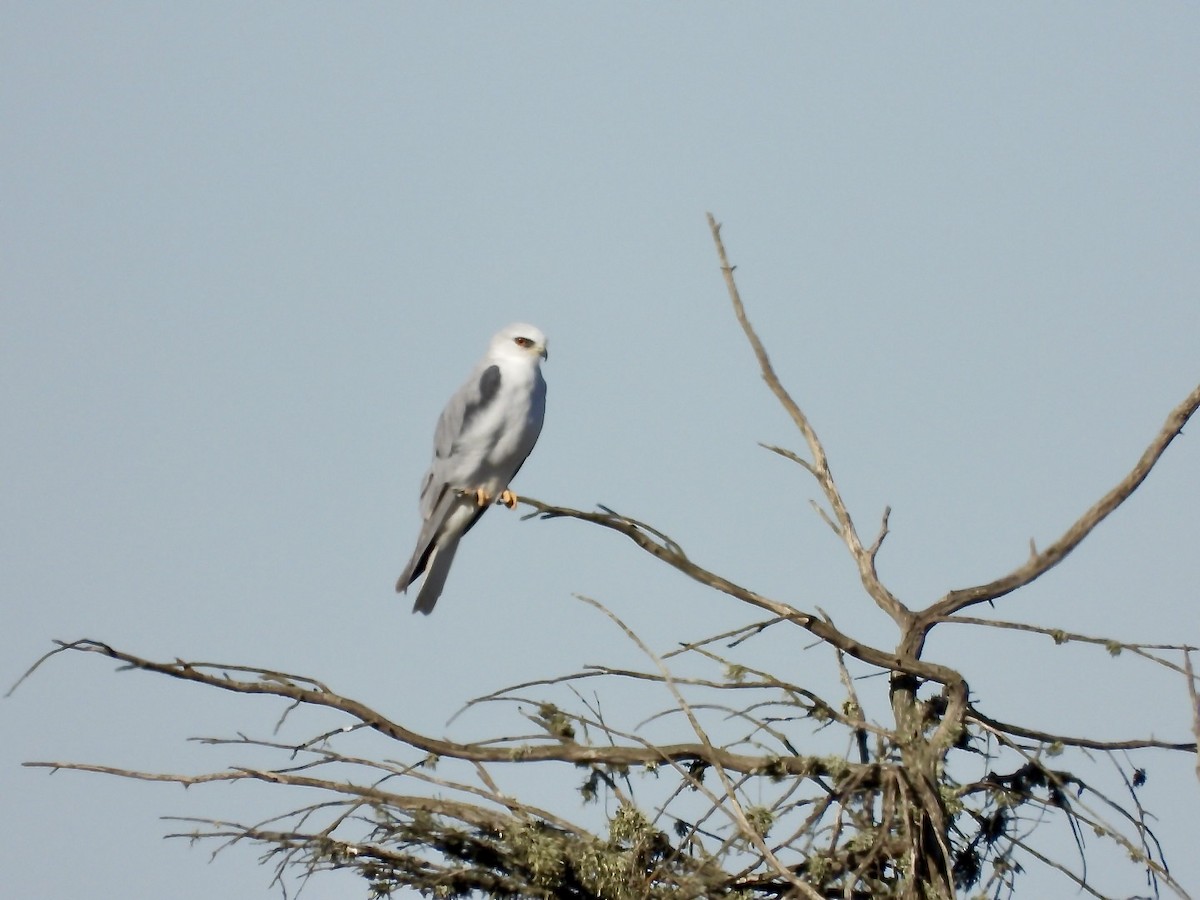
[521,498,962,692]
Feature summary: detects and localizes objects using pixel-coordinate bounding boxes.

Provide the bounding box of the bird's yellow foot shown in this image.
[459,488,492,507]
[499,489,518,509]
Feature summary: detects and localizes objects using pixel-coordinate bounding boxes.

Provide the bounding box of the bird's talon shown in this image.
[499,489,518,509]
[458,488,492,507]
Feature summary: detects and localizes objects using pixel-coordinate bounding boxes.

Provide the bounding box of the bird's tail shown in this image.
[410,534,461,615]
[396,542,430,594]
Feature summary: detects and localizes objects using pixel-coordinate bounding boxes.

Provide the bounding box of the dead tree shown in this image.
[15,216,1200,900]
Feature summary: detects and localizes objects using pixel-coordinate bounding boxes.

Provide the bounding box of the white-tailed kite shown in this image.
[397,323,549,614]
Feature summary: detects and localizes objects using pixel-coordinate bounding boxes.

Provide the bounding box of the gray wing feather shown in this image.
[399,366,504,593]
[396,486,456,591]
[419,365,502,519]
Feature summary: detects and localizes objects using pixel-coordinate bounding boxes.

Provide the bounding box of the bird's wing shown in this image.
[397,489,483,613]
[399,362,503,594]
[396,485,457,592]
[419,363,502,519]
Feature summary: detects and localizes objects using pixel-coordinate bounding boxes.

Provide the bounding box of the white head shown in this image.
[490,323,548,363]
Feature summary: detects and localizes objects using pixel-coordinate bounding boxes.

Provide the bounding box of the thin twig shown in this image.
[23,639,860,778]
[1185,651,1200,785]
[573,593,827,900]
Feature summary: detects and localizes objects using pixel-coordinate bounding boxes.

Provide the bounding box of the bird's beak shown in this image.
[539,344,549,361]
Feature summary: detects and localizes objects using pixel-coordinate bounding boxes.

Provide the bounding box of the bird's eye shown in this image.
[513,336,533,348]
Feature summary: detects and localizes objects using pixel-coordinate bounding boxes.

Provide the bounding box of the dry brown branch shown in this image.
[20,639,857,782]
[925,381,1200,618]
[937,614,1198,675]
[707,212,910,630]
[964,720,1189,898]
[520,498,963,693]
[573,594,827,900]
[23,761,527,831]
[965,707,1194,753]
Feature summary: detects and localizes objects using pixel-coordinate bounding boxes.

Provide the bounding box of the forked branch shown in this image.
[706,212,910,630]
[18,639,862,781]
[519,498,963,691]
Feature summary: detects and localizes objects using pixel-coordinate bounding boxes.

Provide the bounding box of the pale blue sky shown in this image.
[3,4,1198,898]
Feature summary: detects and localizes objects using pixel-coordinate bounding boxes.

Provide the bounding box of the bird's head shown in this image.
[493,323,548,362]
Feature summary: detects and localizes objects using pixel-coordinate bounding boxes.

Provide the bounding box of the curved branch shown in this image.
[937,614,1198,676]
[24,640,860,781]
[520,499,964,692]
[965,708,1196,753]
[925,381,1200,619]
[21,762,523,831]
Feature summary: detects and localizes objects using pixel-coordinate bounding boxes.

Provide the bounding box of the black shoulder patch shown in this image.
[478,365,502,403]
[461,365,502,432]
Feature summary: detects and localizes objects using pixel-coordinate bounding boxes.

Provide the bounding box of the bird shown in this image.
[396,323,548,614]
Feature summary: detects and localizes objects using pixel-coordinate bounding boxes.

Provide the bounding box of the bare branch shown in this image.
[707,212,910,629]
[926,381,1200,618]
[867,506,892,562]
[938,614,1198,676]
[1186,651,1200,785]
[966,721,1190,899]
[26,639,862,782]
[520,499,964,692]
[759,441,817,477]
[573,594,827,900]
[22,761,524,831]
[964,707,1195,753]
